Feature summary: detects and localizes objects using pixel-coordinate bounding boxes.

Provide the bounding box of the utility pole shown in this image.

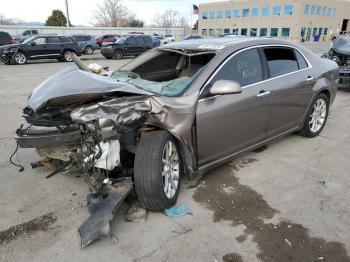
[65,0,70,27]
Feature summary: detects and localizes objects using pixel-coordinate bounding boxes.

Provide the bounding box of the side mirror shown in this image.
[209,80,242,95]
[30,42,36,46]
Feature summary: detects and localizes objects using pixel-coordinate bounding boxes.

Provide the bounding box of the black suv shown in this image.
[0,31,16,46]
[0,35,82,65]
[101,35,153,59]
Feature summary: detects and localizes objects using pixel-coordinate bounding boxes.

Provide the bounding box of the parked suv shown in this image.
[0,35,82,65]
[95,34,118,47]
[0,31,16,46]
[69,34,98,55]
[101,35,153,59]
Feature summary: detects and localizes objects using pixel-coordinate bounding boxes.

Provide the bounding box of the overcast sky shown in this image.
[0,0,225,26]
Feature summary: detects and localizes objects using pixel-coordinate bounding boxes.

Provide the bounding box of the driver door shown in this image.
[196,48,271,166]
[26,37,47,58]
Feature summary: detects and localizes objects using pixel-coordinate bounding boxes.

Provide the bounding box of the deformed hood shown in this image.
[332,37,350,56]
[28,68,152,112]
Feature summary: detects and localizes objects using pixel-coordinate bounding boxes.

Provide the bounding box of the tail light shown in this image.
[10,39,16,44]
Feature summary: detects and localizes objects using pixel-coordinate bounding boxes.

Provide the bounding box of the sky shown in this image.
[0,0,225,26]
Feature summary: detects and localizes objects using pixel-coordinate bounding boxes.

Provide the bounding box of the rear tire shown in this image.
[134,131,182,211]
[300,93,329,138]
[63,50,74,62]
[85,46,94,55]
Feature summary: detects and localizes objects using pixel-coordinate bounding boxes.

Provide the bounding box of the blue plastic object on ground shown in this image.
[165,204,192,218]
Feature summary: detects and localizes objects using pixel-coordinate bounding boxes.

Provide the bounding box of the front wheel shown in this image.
[13,51,27,65]
[85,46,94,55]
[300,93,329,138]
[134,131,182,211]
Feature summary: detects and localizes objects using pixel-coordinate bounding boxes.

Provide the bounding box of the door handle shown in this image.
[306,76,314,82]
[257,90,271,98]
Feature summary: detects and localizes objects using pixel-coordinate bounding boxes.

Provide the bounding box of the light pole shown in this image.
[65,0,70,27]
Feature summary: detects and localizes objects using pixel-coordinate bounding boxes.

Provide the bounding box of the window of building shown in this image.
[210,11,215,19]
[294,50,308,69]
[281,28,290,37]
[232,28,239,35]
[242,8,249,17]
[284,5,293,15]
[209,29,214,36]
[310,5,316,15]
[250,28,257,36]
[202,29,207,36]
[318,28,323,35]
[270,28,278,37]
[324,28,328,35]
[301,27,306,37]
[304,5,310,15]
[233,9,240,17]
[252,8,259,16]
[273,6,281,16]
[225,9,231,18]
[322,7,327,16]
[263,47,299,78]
[316,6,321,15]
[332,8,336,16]
[312,28,318,36]
[202,11,208,19]
[327,8,331,16]
[260,28,268,37]
[211,48,263,87]
[262,7,269,16]
[224,28,230,33]
[217,10,223,19]
[241,28,248,36]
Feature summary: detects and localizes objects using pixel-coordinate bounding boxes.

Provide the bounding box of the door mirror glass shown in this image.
[209,80,242,95]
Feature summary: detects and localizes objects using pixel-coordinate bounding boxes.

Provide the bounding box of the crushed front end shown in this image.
[328,37,350,87]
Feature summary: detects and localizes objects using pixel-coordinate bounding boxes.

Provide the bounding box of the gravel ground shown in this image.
[0,53,349,262]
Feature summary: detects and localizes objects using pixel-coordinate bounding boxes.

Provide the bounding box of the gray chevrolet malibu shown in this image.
[15,37,339,215]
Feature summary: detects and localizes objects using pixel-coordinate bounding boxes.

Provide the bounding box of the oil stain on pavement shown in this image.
[193,159,350,262]
[0,213,57,246]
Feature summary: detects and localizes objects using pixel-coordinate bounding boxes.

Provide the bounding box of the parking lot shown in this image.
[0,54,350,262]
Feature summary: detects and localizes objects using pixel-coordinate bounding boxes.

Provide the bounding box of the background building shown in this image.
[198,0,350,42]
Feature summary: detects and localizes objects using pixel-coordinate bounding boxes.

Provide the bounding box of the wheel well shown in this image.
[319,89,330,99]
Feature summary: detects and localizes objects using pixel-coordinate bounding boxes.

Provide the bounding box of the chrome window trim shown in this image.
[198,44,312,102]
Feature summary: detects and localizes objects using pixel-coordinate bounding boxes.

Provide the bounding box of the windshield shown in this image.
[21,36,36,44]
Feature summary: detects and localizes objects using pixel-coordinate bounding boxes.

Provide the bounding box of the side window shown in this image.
[294,50,308,69]
[32,37,46,45]
[126,37,136,45]
[211,48,263,87]
[135,37,144,46]
[47,37,61,44]
[263,47,299,77]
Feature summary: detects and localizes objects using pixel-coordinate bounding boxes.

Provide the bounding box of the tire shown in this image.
[85,46,94,55]
[300,93,329,138]
[63,50,74,62]
[103,55,113,59]
[134,131,182,211]
[113,50,123,59]
[13,51,27,65]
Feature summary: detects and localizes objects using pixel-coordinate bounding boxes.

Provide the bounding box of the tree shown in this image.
[45,10,68,26]
[94,0,129,27]
[126,18,144,28]
[152,9,186,28]
[0,14,24,25]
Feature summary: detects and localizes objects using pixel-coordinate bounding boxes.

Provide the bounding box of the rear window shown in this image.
[263,47,299,77]
[294,50,308,69]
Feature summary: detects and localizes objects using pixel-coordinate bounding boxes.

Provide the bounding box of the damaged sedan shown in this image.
[14,37,339,246]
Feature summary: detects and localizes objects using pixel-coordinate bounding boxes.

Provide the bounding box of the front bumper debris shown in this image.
[79,178,133,247]
[339,66,350,86]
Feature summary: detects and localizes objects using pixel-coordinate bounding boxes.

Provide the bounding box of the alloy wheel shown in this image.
[14,53,26,64]
[309,98,327,133]
[64,51,73,62]
[162,141,179,199]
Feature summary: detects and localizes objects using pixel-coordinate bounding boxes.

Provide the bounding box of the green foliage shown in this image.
[45,10,68,27]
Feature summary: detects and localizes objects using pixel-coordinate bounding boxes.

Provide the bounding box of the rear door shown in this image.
[196,47,271,166]
[45,37,63,57]
[124,37,138,55]
[260,46,314,137]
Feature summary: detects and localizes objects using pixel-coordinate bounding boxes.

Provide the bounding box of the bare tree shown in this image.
[152,9,184,28]
[94,0,129,27]
[0,14,24,25]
